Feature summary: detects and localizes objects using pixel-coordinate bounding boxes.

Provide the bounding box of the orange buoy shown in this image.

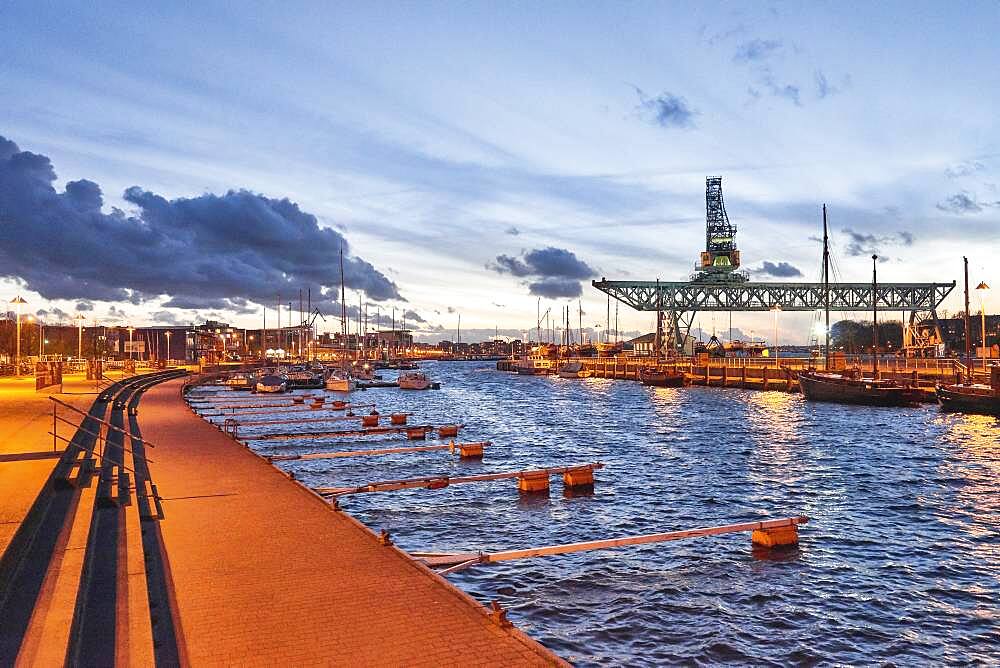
[361,414,379,428]
[292,396,305,404]
[562,466,595,489]
[438,425,460,438]
[390,413,407,425]
[751,525,799,548]
[518,471,549,493]
[459,443,484,459]
[406,427,428,440]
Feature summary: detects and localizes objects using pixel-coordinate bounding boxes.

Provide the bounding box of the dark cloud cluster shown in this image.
[633,88,697,129]
[841,228,915,257]
[936,191,999,214]
[0,135,400,315]
[755,261,803,278]
[490,246,596,298]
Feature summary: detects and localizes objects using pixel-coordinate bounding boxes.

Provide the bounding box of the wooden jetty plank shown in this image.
[243,424,439,441]
[269,441,491,462]
[235,413,411,427]
[197,402,376,416]
[416,516,810,571]
[315,462,604,497]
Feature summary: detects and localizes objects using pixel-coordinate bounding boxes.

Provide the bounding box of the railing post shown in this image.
[53,401,57,452]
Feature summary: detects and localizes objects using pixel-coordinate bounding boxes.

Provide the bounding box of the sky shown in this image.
[1,1,998,344]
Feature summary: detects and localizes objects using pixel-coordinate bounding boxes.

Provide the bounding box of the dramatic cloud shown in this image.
[841,228,915,256]
[402,309,426,323]
[944,161,985,179]
[755,261,803,278]
[75,301,94,312]
[150,310,189,326]
[936,191,999,214]
[633,88,697,129]
[490,246,596,298]
[734,39,782,62]
[528,278,585,298]
[0,135,401,316]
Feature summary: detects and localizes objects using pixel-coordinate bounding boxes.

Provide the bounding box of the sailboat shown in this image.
[936,260,1000,414]
[798,206,921,406]
[639,278,686,387]
[326,249,357,392]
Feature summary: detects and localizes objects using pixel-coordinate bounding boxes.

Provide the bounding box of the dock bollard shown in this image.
[518,471,550,493]
[563,466,595,490]
[390,413,407,425]
[751,524,799,548]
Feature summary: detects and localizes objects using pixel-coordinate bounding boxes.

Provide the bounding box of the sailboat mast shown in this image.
[823,204,830,370]
[339,249,347,363]
[963,256,972,362]
[655,278,662,363]
[872,253,879,375]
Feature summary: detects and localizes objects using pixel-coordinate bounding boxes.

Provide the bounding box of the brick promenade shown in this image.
[0,374,98,556]
[137,378,565,666]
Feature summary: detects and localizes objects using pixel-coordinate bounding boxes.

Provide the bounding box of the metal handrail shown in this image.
[50,414,153,464]
[49,396,157,449]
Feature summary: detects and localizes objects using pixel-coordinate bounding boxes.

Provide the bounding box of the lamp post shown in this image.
[75,313,85,360]
[127,326,135,361]
[771,304,782,368]
[976,281,990,370]
[165,330,172,362]
[9,296,26,375]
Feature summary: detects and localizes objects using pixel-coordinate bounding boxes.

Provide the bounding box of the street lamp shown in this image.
[127,326,135,360]
[976,281,990,370]
[770,304,782,367]
[75,313,86,360]
[9,295,26,375]
[165,330,172,362]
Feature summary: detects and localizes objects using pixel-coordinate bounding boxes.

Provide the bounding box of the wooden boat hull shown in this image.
[936,386,1000,416]
[639,372,685,387]
[798,372,917,407]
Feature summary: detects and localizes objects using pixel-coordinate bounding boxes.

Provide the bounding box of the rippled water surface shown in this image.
[191,361,1000,665]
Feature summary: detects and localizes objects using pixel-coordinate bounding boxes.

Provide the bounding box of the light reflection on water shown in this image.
[190,361,1000,666]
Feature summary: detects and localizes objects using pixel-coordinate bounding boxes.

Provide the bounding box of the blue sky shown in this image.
[1,1,998,342]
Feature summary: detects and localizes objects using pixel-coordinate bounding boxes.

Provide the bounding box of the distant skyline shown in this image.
[2,2,998,343]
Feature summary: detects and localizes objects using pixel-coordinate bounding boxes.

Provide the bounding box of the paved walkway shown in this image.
[0,374,100,557]
[137,378,563,666]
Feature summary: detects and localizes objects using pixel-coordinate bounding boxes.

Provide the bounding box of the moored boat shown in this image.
[639,368,686,387]
[398,371,431,390]
[516,353,553,375]
[557,361,592,379]
[325,371,356,392]
[798,369,921,406]
[255,373,288,393]
[936,366,1000,415]
[224,373,252,389]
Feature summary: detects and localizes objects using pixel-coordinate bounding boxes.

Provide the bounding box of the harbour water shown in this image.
[194,361,999,665]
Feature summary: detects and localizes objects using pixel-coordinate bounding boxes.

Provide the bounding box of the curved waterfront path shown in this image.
[136,377,563,666]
